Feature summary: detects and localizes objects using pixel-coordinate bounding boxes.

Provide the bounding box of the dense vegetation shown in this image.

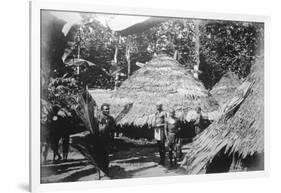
[42,12,264,121]
[199,21,264,88]
[60,16,263,89]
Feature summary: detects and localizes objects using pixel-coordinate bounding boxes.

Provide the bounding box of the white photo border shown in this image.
[30,0,270,192]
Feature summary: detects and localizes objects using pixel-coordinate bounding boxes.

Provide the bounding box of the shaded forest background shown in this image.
[41,11,264,114]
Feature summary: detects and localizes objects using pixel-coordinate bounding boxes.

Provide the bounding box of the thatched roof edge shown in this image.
[182,57,264,174]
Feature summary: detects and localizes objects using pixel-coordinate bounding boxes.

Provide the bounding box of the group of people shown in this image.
[94,102,205,171]
[41,105,76,163]
[41,99,204,175]
[153,103,182,167]
[153,103,204,167]
[41,101,116,165]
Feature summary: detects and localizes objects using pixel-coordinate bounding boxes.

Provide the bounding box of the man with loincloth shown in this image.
[154,102,166,165]
[165,109,181,167]
[96,103,116,174]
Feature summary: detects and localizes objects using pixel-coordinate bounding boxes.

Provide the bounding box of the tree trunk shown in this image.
[114,46,118,64]
[173,50,178,60]
[126,46,131,77]
[114,34,120,64]
[127,57,131,77]
[77,45,81,59]
[194,19,200,79]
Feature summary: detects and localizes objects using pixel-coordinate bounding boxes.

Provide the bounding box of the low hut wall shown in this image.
[116,118,212,142]
[117,124,154,140]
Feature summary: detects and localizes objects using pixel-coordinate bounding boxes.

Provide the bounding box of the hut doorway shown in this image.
[205,148,264,173]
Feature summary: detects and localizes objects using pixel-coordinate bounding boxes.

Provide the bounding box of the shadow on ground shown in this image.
[41,137,189,183]
[109,165,158,179]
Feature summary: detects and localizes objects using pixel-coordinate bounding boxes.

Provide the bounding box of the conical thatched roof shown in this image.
[90,55,219,126]
[181,57,264,173]
[210,71,241,107]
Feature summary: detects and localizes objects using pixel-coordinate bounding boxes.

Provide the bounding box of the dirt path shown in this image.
[41,139,188,183]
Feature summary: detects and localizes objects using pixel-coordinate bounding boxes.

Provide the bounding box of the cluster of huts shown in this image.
[41,11,264,174]
[89,53,264,174]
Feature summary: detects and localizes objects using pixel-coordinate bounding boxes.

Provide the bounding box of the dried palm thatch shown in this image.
[88,89,129,117]
[181,56,264,174]
[90,55,219,127]
[74,91,98,134]
[210,71,241,107]
[70,131,109,179]
[70,91,109,179]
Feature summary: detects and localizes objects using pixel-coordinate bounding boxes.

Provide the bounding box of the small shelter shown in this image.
[210,71,241,107]
[181,57,264,173]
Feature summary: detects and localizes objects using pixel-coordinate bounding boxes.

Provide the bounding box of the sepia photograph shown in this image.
[39,8,265,184]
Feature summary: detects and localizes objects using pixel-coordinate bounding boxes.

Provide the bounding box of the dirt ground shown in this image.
[41,138,190,183]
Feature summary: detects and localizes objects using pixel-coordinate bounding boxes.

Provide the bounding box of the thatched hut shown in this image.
[90,55,219,128]
[181,57,264,173]
[210,71,241,107]
[88,89,132,120]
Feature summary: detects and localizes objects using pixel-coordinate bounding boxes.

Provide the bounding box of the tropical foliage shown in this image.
[47,76,82,110]
[199,21,264,88]
[41,12,264,127]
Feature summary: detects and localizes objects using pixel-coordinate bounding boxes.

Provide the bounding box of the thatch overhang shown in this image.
[181,57,264,174]
[210,71,242,107]
[90,55,219,127]
[88,89,131,120]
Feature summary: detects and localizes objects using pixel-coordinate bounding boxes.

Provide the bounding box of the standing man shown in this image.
[165,109,181,167]
[50,105,63,163]
[154,103,166,165]
[97,103,116,174]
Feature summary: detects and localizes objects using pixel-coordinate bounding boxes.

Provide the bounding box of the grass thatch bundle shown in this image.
[88,89,125,115]
[181,56,264,174]
[74,91,98,134]
[210,71,242,107]
[90,55,219,127]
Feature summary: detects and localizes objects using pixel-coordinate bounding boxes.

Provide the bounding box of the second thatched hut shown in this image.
[210,71,242,108]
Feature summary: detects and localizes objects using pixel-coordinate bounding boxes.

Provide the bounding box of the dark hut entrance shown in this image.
[206,148,264,173]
